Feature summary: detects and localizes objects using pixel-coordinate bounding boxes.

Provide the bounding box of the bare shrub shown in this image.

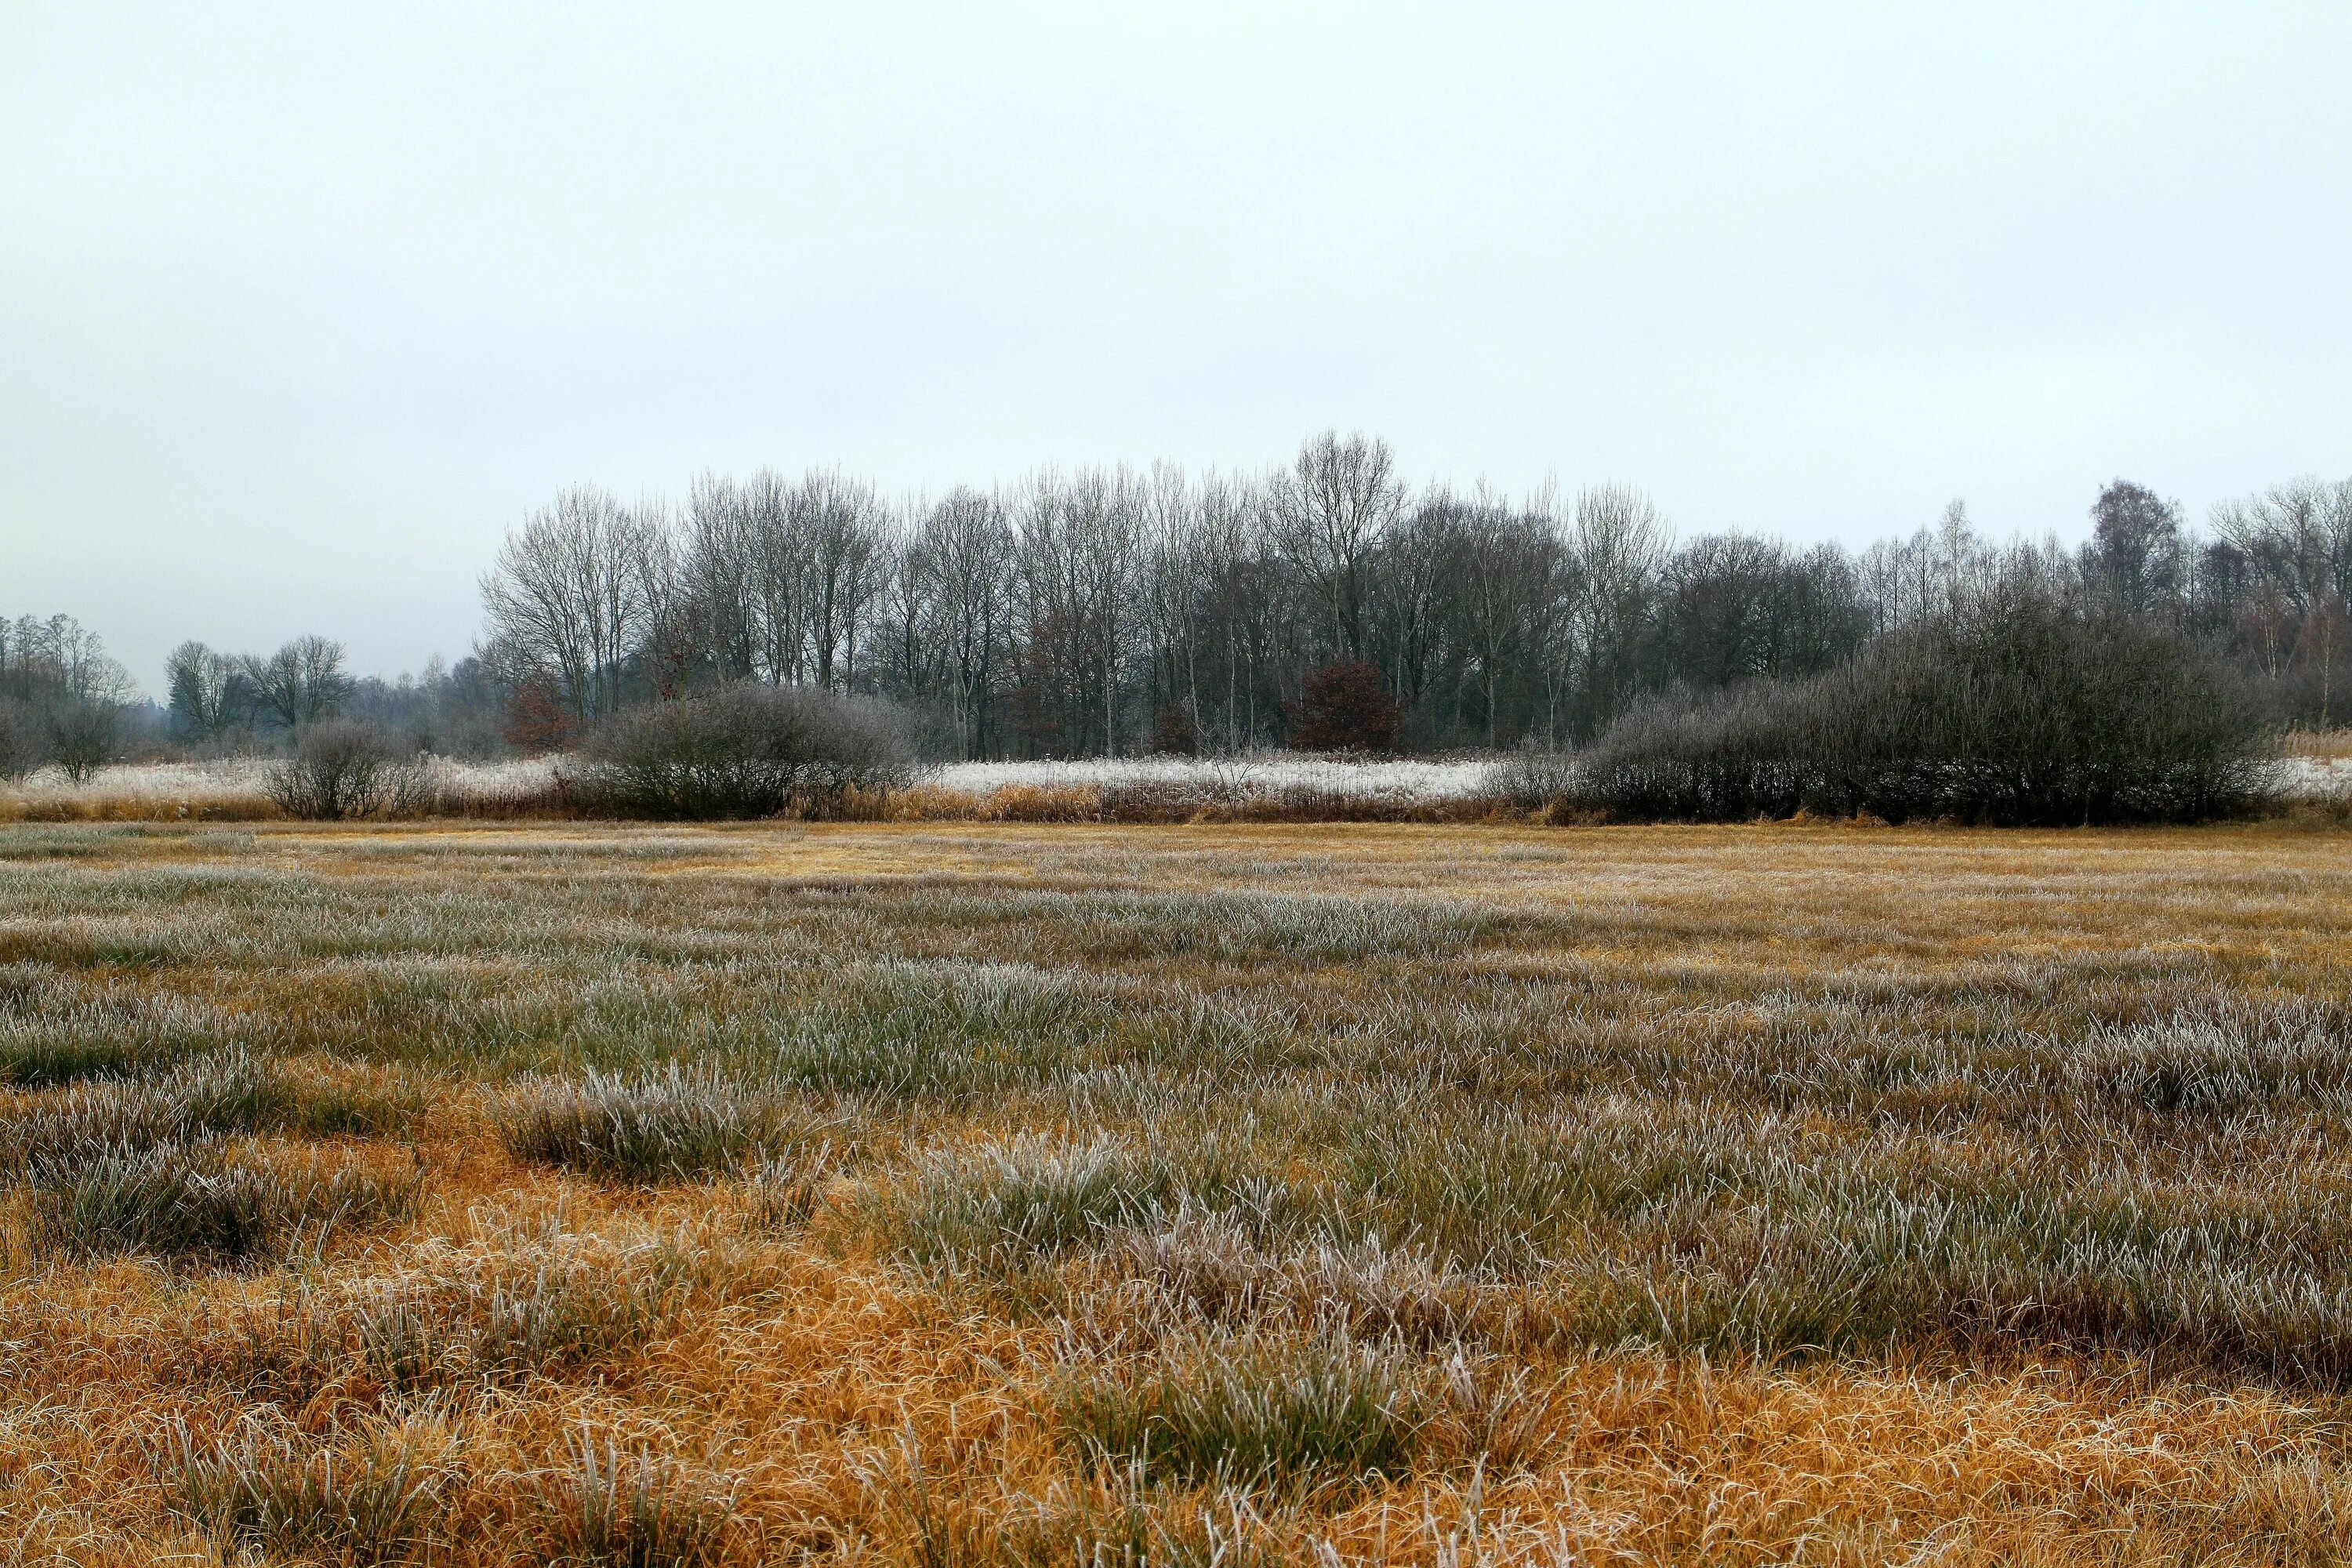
[1573,682,1815,821]
[566,684,911,819]
[267,720,426,820]
[1489,746,1579,811]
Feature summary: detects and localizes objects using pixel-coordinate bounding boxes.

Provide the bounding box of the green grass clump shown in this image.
[882,1135,1174,1270]
[2,1051,423,1165]
[493,1065,786,1182]
[869,1134,1279,1274]
[1056,1333,1432,1490]
[760,965,1101,1099]
[0,1033,175,1087]
[0,975,253,1087]
[2061,1000,2352,1116]
[27,1142,416,1265]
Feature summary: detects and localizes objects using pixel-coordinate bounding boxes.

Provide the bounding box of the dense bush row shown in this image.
[1538,590,2271,824]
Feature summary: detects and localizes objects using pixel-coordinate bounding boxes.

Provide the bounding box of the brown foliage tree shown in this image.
[1287,662,1399,753]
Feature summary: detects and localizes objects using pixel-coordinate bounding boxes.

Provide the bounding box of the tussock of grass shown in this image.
[866,1134,1278,1275]
[1054,1333,1436,1490]
[877,1135,1178,1271]
[493,1065,789,1181]
[2,1051,426,1163]
[1334,1100,1729,1274]
[0,976,252,1084]
[535,1433,740,1567]
[1112,1210,1496,1348]
[2,1051,426,1265]
[744,1142,836,1230]
[221,1218,756,1398]
[294,1071,431,1138]
[760,964,1107,1099]
[163,1414,450,1565]
[27,1142,416,1264]
[0,1033,172,1087]
[2063,999,2352,1115]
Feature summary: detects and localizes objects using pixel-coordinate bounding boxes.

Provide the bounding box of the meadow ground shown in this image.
[5,819,2352,1564]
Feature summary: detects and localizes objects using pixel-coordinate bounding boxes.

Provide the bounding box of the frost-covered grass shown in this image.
[0,758,280,819]
[929,753,1501,803]
[9,822,2352,1560]
[0,757,564,822]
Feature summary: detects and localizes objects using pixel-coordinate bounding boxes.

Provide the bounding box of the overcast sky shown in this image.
[5,3,2350,694]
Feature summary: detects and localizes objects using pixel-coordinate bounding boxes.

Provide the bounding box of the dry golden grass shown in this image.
[6,819,2352,1563]
[2284,729,2352,762]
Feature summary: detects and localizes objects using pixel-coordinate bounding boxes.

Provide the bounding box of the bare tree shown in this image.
[1270,430,1406,664]
[0,698,41,780]
[678,472,761,684]
[242,635,354,730]
[1566,484,1672,735]
[797,470,889,689]
[1447,489,1564,748]
[166,641,249,739]
[931,488,1014,759]
[481,485,666,723]
[0,615,133,780]
[2085,479,2184,615]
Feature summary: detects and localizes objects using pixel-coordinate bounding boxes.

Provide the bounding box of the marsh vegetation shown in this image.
[4,818,2352,1561]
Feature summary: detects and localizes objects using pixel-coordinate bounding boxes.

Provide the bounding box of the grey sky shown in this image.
[5,3,2349,695]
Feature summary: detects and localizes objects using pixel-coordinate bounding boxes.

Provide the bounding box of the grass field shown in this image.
[5,818,2352,1564]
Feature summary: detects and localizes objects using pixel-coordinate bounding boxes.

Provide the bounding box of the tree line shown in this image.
[7,432,2350,780]
[473,432,2352,758]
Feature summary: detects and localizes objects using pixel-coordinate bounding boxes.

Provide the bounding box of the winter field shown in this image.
[5,818,2352,1563]
[4,745,2348,823]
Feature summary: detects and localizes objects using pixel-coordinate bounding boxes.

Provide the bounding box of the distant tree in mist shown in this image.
[241,635,353,730]
[0,614,136,781]
[166,641,250,740]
